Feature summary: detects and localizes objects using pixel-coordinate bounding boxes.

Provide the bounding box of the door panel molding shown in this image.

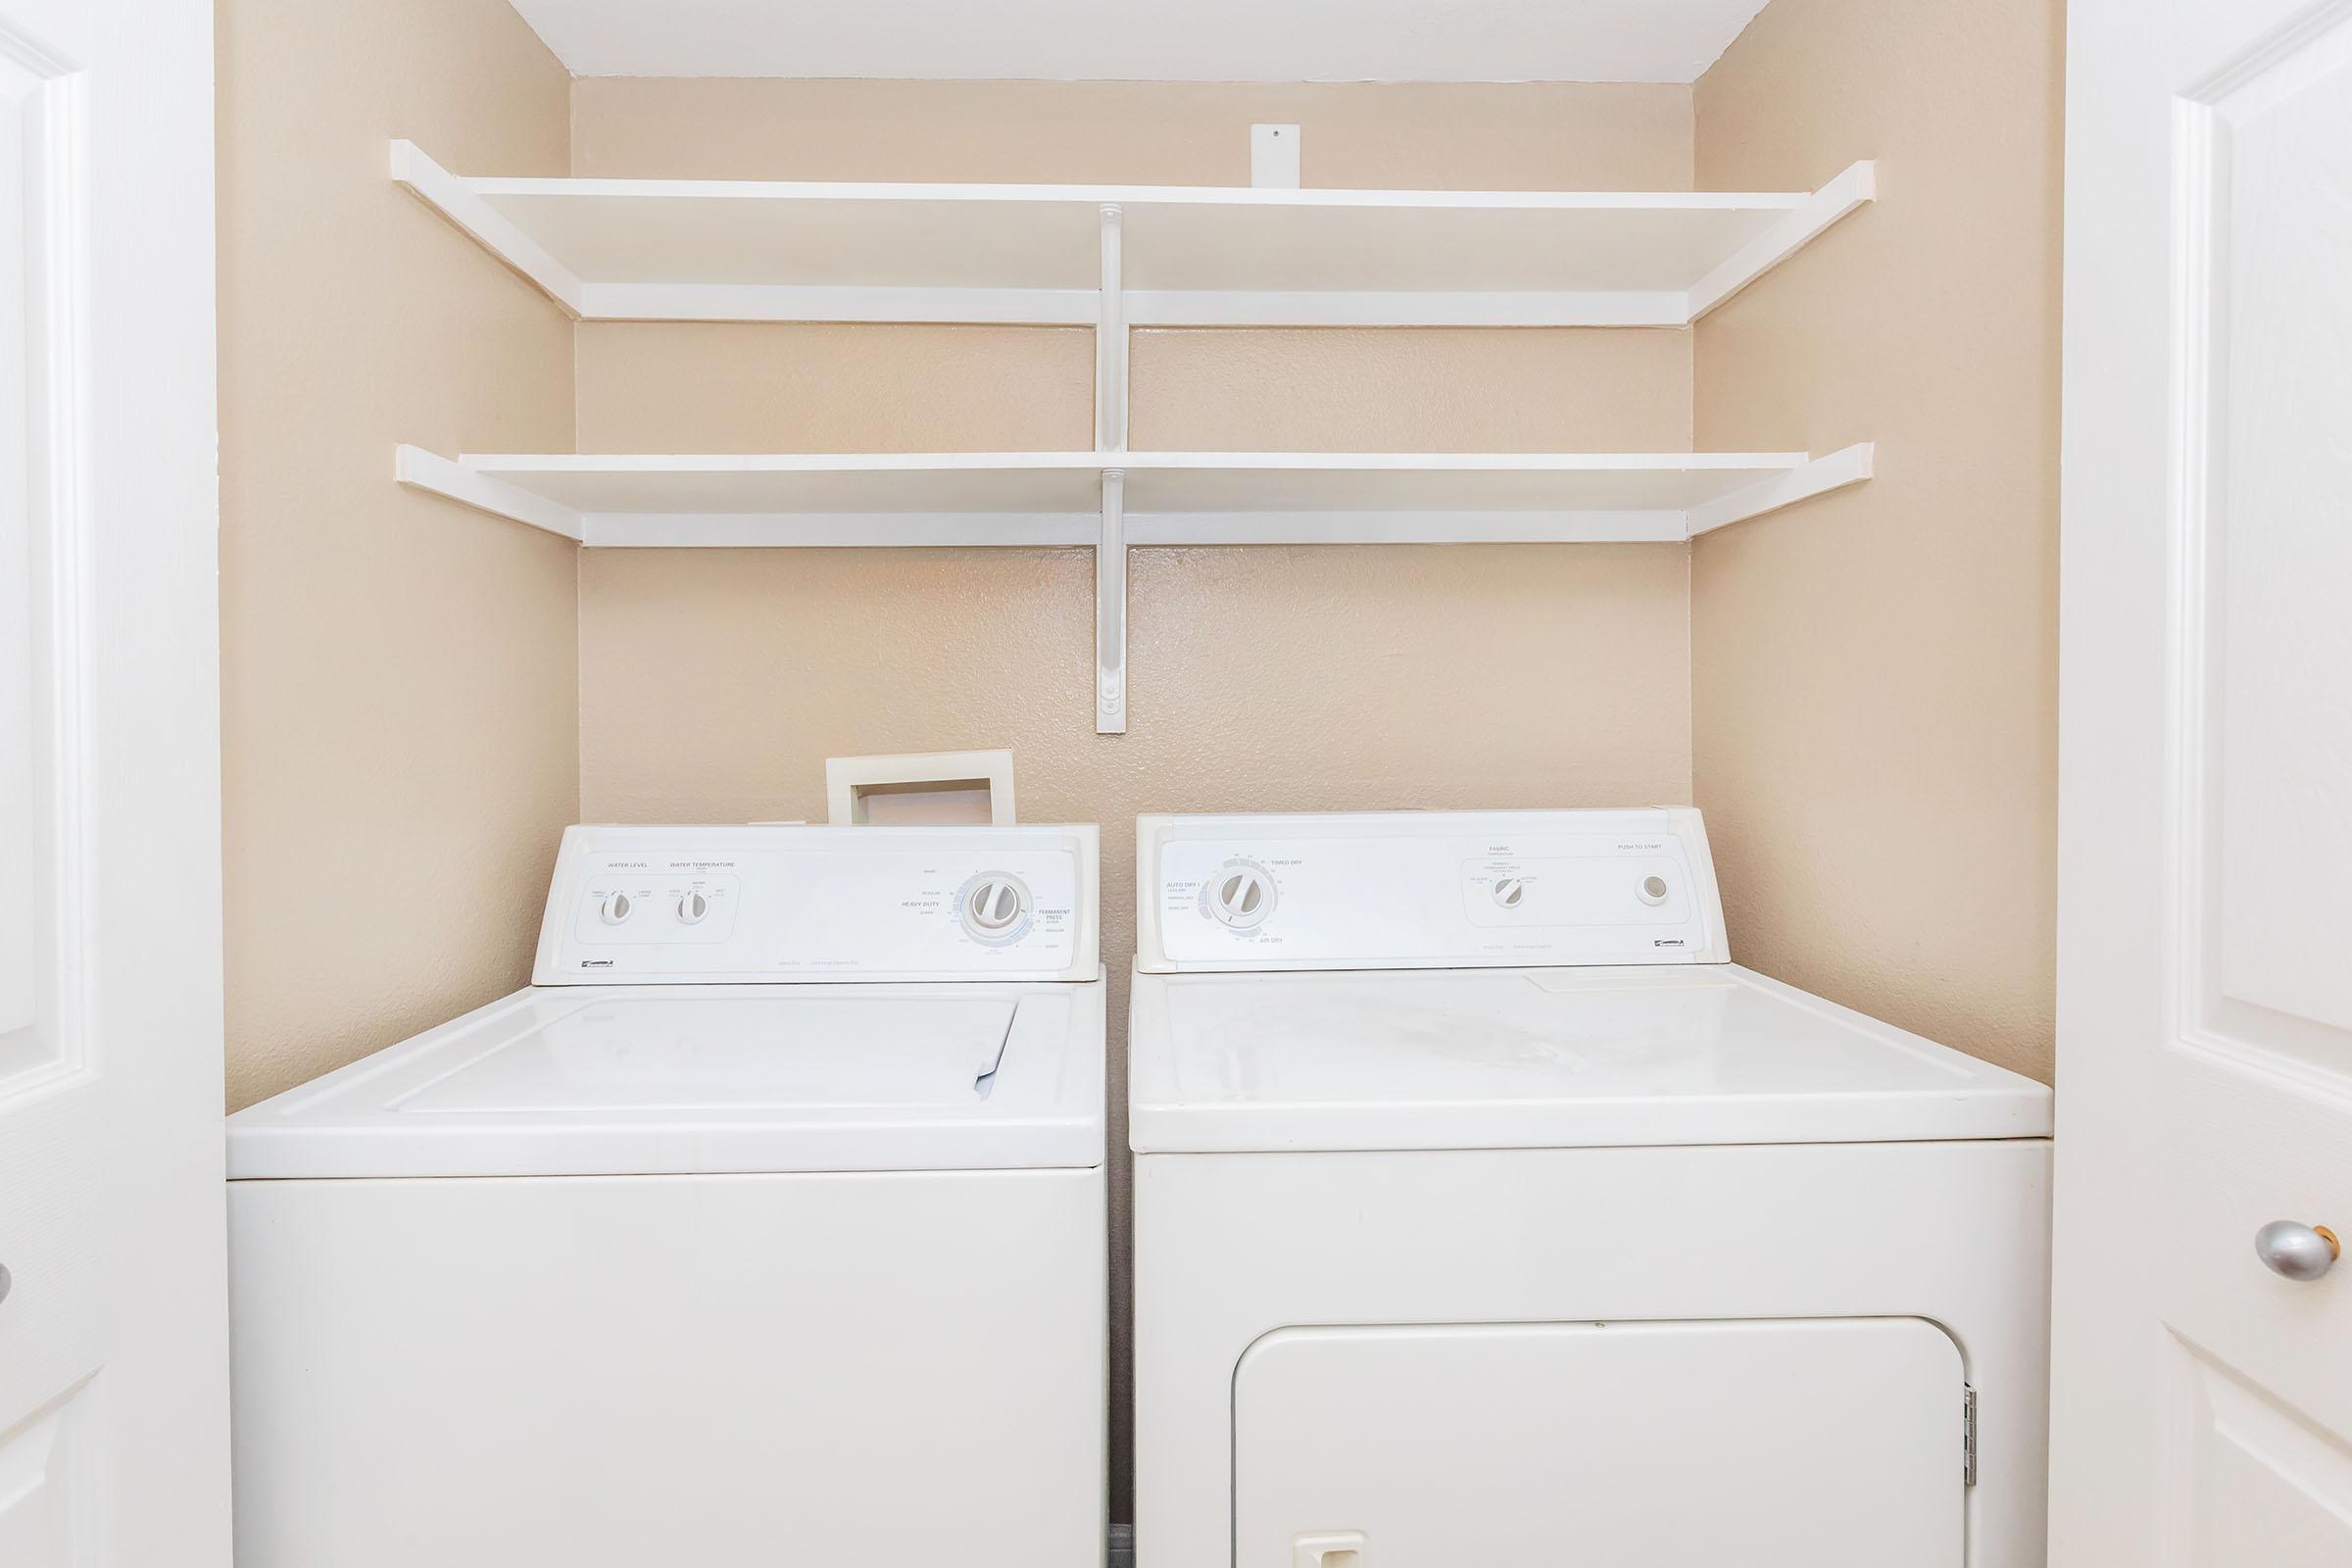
[0,16,87,1098]
[2162,1331,2352,1564]
[2165,0,2352,1078]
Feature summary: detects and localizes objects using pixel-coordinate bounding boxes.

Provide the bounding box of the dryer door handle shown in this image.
[1294,1531,1367,1567]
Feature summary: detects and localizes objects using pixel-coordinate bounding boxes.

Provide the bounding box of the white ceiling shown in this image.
[505,0,1775,84]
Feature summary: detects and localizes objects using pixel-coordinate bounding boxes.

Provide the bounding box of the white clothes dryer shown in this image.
[1129,808,2051,1568]
[229,823,1105,1568]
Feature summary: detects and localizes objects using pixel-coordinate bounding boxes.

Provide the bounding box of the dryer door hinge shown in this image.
[1963,1384,1979,1487]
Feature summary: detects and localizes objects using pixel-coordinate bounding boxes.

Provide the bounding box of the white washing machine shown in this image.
[228,823,1106,1568]
[1130,809,2052,1568]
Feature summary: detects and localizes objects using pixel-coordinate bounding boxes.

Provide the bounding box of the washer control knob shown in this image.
[1638,875,1670,906]
[598,891,633,925]
[1494,877,1526,908]
[961,875,1031,941]
[676,890,710,925]
[1208,865,1275,929]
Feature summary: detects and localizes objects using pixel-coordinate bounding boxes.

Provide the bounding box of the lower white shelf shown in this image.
[397,441,1870,735]
[395,444,1874,546]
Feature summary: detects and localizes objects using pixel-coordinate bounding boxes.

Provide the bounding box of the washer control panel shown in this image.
[1138,808,1727,972]
[535,823,1099,985]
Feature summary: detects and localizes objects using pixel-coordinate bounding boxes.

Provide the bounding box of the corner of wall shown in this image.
[217,0,585,1109]
[1685,0,2063,1084]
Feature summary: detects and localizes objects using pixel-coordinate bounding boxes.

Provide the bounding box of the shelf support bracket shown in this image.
[393,444,585,541]
[390,141,589,317]
[1098,469,1128,734]
[1681,442,1875,536]
[1686,160,1877,321]
[1096,204,1128,454]
[1096,203,1130,732]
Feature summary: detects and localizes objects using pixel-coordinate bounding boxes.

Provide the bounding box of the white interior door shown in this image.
[2053,1,2352,1562]
[0,0,227,1561]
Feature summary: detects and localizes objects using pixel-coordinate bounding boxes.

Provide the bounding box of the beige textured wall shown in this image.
[1690,0,2064,1082]
[569,77,1698,1516]
[217,0,578,1110]
[570,77,1695,186]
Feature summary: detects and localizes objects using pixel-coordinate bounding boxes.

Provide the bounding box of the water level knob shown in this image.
[598,891,633,925]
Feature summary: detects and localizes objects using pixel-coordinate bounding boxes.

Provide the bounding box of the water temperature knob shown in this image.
[676,890,710,925]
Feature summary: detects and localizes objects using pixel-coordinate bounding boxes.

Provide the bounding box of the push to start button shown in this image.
[1638,875,1670,906]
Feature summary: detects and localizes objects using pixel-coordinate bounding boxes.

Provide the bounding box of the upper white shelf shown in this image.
[395,445,1874,548]
[392,141,1876,328]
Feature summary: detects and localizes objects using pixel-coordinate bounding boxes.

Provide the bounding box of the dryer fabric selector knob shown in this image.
[1494,877,1526,907]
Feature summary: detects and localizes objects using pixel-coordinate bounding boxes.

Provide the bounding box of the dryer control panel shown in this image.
[1136,809,1727,972]
[534,823,1099,984]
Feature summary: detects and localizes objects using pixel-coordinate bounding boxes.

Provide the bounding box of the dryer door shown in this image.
[1234,1317,1964,1567]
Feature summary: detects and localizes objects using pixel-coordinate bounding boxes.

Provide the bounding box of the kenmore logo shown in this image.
[581,958,615,968]
[1652,938,1686,948]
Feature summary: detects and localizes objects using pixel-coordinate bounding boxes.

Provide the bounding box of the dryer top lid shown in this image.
[1127,962,2050,1152]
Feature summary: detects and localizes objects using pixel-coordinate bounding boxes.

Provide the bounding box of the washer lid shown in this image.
[229,981,1104,1179]
[1128,964,2049,1152]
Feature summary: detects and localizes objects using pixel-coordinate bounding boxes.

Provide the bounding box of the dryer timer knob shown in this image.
[1207,864,1276,929]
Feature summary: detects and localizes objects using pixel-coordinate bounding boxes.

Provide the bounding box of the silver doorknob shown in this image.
[2254,1220,2339,1282]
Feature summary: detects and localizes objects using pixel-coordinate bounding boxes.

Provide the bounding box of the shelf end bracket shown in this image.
[1685,159,1877,322]
[1096,202,1130,732]
[394,444,586,542]
[1097,468,1128,734]
[389,139,589,318]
